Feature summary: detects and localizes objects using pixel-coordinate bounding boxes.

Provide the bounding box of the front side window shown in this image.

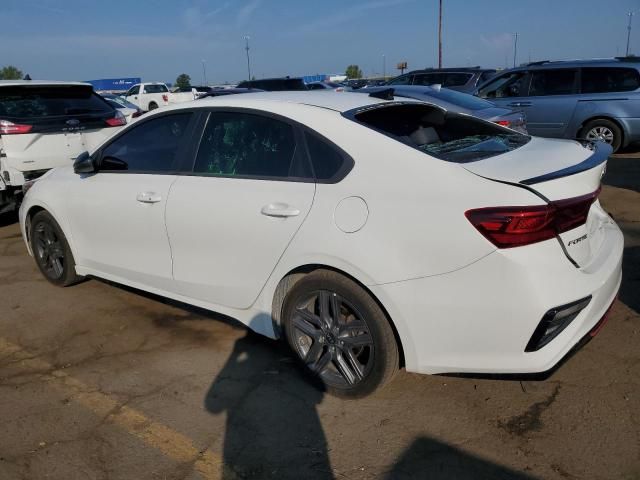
[442,73,473,87]
[100,113,192,172]
[126,85,139,96]
[581,67,640,93]
[529,69,577,96]
[477,71,528,98]
[193,112,296,178]
[387,74,412,86]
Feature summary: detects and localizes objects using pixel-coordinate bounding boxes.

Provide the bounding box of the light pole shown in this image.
[438,0,443,68]
[382,54,386,79]
[513,32,519,67]
[244,35,252,81]
[201,59,207,85]
[627,11,635,56]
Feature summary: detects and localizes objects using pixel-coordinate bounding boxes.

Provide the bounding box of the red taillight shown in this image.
[494,120,511,127]
[465,189,600,248]
[0,119,33,135]
[105,111,126,127]
[162,94,169,102]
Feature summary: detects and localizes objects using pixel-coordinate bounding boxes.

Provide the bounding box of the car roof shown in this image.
[0,80,92,87]
[511,57,640,71]
[167,90,418,114]
[405,67,494,74]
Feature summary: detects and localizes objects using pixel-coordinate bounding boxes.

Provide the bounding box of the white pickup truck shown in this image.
[123,83,208,112]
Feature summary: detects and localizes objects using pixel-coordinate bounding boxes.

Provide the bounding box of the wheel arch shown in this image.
[577,115,626,147]
[270,263,407,369]
[24,203,74,257]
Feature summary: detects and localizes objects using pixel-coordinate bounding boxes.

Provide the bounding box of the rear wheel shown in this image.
[30,211,81,286]
[282,270,399,398]
[581,119,622,153]
[148,102,158,111]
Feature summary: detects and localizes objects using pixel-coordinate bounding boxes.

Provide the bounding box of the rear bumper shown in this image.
[371,219,623,375]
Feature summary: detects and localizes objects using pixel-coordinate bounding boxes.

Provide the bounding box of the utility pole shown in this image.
[627,11,635,56]
[382,54,386,79]
[201,59,207,85]
[244,35,252,81]
[513,32,519,67]
[438,0,443,68]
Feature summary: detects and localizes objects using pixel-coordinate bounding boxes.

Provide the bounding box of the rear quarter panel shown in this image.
[567,92,640,143]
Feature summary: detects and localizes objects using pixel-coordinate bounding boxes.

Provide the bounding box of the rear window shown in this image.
[421,88,494,110]
[0,85,113,120]
[143,84,169,94]
[581,67,640,93]
[349,103,530,163]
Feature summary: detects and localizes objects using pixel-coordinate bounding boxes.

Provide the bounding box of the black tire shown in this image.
[148,102,158,111]
[580,118,623,153]
[30,210,82,286]
[282,270,399,398]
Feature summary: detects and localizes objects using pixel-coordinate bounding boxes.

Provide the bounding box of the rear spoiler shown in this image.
[520,141,611,185]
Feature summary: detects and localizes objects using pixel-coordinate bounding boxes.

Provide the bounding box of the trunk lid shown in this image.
[463,137,612,267]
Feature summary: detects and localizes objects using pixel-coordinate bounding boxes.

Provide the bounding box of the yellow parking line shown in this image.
[0,337,236,480]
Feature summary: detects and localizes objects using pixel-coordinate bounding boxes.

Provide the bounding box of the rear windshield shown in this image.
[0,85,113,120]
[349,103,530,163]
[419,88,494,110]
[143,84,169,93]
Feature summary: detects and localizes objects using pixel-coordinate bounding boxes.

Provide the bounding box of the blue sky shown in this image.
[2,0,639,84]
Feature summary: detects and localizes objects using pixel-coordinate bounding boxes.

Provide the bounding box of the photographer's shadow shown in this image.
[204,331,334,479]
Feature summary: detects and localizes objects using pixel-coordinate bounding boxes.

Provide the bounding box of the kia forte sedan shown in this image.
[19,91,623,397]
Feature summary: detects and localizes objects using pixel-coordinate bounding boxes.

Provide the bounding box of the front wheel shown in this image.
[282,270,399,398]
[581,119,622,153]
[30,210,82,286]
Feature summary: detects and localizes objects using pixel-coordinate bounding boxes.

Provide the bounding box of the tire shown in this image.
[148,102,158,111]
[282,270,399,398]
[30,210,82,286]
[580,118,622,153]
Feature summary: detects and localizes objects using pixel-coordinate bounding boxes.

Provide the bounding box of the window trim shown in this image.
[93,110,199,175]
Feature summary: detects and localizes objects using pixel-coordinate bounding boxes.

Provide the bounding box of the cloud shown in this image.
[237,0,262,27]
[480,33,514,51]
[291,0,414,35]
[182,3,232,33]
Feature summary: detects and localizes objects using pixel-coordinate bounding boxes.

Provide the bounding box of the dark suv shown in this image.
[385,67,496,93]
[236,77,308,91]
[475,58,640,151]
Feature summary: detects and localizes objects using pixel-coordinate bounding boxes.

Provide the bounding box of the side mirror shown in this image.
[73,151,96,174]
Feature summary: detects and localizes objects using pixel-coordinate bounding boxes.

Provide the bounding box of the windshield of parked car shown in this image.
[350,103,530,163]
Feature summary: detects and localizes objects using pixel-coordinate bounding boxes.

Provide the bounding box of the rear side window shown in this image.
[442,73,473,87]
[477,72,528,98]
[529,69,577,96]
[193,112,297,178]
[581,67,640,93]
[305,132,348,181]
[413,73,444,86]
[0,86,113,120]
[143,84,169,94]
[100,113,192,172]
[348,103,530,163]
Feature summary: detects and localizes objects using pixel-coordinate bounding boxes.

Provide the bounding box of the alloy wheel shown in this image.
[291,290,374,387]
[33,222,65,279]
[585,126,614,145]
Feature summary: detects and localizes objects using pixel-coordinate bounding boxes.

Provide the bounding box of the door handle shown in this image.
[136,192,162,204]
[507,102,532,107]
[261,203,300,218]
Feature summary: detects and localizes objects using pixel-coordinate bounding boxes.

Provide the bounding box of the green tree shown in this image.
[175,73,191,90]
[345,65,363,79]
[0,65,24,80]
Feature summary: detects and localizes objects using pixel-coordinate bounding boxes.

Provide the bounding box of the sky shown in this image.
[2,0,640,84]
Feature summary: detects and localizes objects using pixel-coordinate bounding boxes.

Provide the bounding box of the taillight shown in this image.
[494,120,511,127]
[0,119,33,135]
[465,189,600,248]
[162,94,169,102]
[105,111,126,127]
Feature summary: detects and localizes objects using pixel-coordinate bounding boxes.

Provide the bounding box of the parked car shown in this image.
[386,67,497,92]
[101,94,144,123]
[475,57,640,151]
[197,88,263,99]
[237,77,308,91]
[307,81,343,90]
[171,85,213,102]
[356,85,527,133]
[123,82,170,111]
[0,81,125,214]
[19,91,621,397]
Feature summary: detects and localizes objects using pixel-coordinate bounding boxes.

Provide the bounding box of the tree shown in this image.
[345,65,363,79]
[0,65,24,80]
[175,73,191,90]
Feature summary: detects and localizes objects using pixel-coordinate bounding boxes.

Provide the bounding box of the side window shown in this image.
[442,73,472,87]
[477,71,495,86]
[477,72,528,98]
[529,69,577,96]
[193,112,297,179]
[126,85,139,96]
[100,113,192,172]
[413,73,444,86]
[581,67,640,93]
[305,132,347,181]
[388,74,412,86]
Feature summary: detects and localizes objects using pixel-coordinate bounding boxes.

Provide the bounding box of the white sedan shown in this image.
[18,91,623,397]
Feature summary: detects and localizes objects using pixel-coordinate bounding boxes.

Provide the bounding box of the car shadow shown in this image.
[603,156,640,193]
[0,211,18,228]
[621,246,640,314]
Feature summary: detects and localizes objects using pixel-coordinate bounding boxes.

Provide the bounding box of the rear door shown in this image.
[165,109,315,310]
[0,84,121,181]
